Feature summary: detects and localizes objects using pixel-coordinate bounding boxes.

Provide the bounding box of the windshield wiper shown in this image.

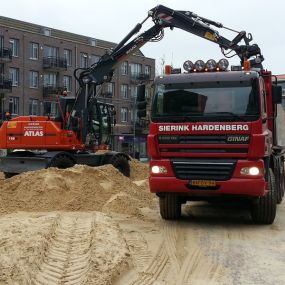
[204,112,252,122]
[152,115,200,122]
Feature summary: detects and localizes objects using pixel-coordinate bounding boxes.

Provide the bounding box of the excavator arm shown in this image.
[70,4,264,146]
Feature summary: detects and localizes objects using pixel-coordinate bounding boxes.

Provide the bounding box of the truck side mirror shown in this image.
[136,85,147,118]
[272,85,282,104]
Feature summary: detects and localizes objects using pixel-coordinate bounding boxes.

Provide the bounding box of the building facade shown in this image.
[0,16,155,157]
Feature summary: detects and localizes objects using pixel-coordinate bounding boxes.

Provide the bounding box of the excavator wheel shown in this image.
[111,155,130,177]
[49,155,75,169]
[4,172,16,179]
[251,168,277,224]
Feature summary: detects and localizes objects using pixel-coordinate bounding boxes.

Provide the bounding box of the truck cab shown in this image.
[143,59,284,224]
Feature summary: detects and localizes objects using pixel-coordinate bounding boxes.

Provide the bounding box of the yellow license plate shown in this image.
[190,180,216,187]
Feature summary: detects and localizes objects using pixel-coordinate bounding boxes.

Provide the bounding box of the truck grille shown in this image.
[158,135,250,144]
[171,159,236,181]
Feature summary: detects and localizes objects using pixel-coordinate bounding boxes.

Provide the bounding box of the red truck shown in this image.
[142,63,284,224]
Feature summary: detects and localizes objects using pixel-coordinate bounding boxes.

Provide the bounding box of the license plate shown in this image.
[190,180,216,187]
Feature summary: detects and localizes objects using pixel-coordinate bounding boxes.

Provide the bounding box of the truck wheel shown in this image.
[251,168,277,224]
[277,163,285,204]
[159,194,181,220]
[49,155,74,169]
[111,155,130,177]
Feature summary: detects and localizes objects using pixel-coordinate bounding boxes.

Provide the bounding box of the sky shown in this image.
[1,0,285,74]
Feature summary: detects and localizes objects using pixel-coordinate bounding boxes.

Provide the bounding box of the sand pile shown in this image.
[0,161,154,216]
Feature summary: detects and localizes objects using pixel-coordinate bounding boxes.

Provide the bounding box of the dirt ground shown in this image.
[0,159,285,285]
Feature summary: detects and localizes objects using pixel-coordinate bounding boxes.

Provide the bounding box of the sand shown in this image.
[1,159,285,284]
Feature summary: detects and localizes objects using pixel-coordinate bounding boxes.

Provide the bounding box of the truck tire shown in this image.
[49,155,74,169]
[111,155,130,177]
[251,168,277,224]
[159,194,181,220]
[277,163,285,204]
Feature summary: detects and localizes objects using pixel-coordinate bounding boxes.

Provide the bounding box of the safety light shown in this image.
[243,60,251,71]
[151,165,168,174]
[165,65,172,75]
[240,166,260,176]
[183,60,194,72]
[194,60,205,72]
[205,59,217,71]
[218,58,229,71]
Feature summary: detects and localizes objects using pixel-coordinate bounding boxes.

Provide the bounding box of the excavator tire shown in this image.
[4,172,16,179]
[251,168,277,224]
[49,155,75,169]
[111,155,130,177]
[159,194,181,220]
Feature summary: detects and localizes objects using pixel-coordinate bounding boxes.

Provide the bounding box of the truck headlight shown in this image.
[240,166,260,176]
[151,165,167,174]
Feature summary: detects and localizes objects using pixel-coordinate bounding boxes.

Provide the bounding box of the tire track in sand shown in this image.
[31,213,93,285]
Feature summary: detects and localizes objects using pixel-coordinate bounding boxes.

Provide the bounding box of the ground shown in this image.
[0,160,285,285]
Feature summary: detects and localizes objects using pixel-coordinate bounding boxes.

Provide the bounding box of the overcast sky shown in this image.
[1,0,284,74]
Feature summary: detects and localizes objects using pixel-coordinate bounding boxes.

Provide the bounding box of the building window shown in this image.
[145,65,151,75]
[44,46,58,57]
[64,49,72,66]
[63,75,72,91]
[29,99,39,115]
[130,63,142,77]
[9,68,19,86]
[80,53,88,68]
[9,97,19,115]
[43,101,58,117]
[121,61,128,75]
[121,84,128,99]
[43,73,57,87]
[90,54,100,65]
[29,42,39,60]
[130,85,138,98]
[29,71,38,88]
[9,39,19,57]
[121,107,128,122]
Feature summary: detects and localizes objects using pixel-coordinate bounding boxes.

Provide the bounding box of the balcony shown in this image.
[0,48,12,63]
[0,75,12,92]
[131,119,149,135]
[101,91,113,98]
[43,56,67,71]
[130,72,151,83]
[43,85,65,97]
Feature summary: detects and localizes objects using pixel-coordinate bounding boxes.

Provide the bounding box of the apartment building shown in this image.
[0,16,155,156]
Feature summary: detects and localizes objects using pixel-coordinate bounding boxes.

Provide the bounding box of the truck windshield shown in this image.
[151,79,260,122]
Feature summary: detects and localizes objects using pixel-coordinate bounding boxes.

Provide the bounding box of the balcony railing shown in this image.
[101,91,113,98]
[0,48,12,63]
[0,75,12,92]
[43,85,65,97]
[131,119,149,135]
[43,56,67,70]
[130,72,151,82]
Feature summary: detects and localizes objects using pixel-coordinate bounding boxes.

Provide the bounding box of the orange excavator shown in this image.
[0,5,265,178]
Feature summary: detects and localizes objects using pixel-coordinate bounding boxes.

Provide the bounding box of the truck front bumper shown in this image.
[150,177,265,197]
[149,158,267,197]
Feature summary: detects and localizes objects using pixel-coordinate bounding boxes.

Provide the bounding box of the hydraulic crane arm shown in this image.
[76,4,263,87]
[70,4,264,146]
